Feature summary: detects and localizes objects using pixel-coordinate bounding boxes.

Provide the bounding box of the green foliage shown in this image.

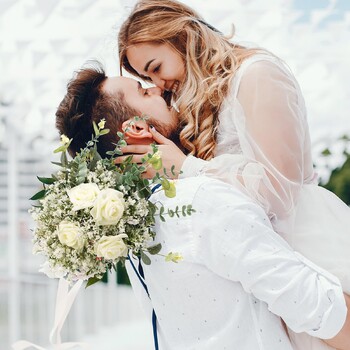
[116,262,131,285]
[158,204,195,222]
[322,156,350,204]
[141,251,151,265]
[85,276,102,288]
[320,135,350,205]
[147,243,162,255]
[30,189,48,200]
[31,117,190,287]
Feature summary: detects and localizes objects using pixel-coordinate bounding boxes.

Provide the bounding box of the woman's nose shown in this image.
[146,86,162,96]
[151,76,166,90]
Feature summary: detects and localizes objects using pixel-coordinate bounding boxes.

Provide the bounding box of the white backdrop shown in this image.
[0,0,349,155]
[0,0,349,349]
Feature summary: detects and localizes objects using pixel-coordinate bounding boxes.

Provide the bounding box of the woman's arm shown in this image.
[234,58,307,219]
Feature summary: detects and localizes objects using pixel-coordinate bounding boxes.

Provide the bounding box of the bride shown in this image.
[116,1,350,349]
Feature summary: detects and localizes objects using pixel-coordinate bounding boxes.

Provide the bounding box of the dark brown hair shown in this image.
[55,61,138,157]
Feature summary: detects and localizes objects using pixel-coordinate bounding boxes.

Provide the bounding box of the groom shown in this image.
[56,62,350,350]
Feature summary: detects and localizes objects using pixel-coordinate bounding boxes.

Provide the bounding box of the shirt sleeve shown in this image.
[180,58,311,228]
[191,179,347,339]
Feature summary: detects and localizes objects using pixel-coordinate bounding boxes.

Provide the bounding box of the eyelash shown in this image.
[140,64,160,82]
[153,64,161,73]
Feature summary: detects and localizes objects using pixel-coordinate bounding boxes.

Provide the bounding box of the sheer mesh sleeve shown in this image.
[236,59,306,218]
[181,57,312,233]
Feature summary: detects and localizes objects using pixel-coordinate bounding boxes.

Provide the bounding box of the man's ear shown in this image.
[121,119,152,140]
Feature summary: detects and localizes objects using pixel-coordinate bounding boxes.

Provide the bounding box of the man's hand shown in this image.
[323,293,350,350]
[114,126,186,179]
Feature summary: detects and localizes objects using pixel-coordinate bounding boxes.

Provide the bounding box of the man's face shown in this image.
[102,76,179,139]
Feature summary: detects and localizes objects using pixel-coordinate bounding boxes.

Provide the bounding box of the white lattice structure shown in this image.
[0,0,349,348]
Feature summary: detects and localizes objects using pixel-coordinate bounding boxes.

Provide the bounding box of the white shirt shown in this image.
[126,177,346,350]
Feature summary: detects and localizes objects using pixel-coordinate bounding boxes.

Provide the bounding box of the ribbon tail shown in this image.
[50,278,84,345]
[12,340,47,350]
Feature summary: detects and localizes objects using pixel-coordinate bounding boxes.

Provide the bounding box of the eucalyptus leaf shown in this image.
[37,176,55,185]
[99,129,110,136]
[89,148,102,170]
[164,182,176,198]
[147,243,162,255]
[53,145,67,154]
[93,121,99,136]
[76,161,88,184]
[30,189,47,200]
[60,152,68,167]
[141,251,151,265]
[86,276,102,288]
[161,178,170,190]
[51,161,63,167]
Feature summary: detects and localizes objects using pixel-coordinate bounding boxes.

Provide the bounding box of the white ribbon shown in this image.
[12,278,90,350]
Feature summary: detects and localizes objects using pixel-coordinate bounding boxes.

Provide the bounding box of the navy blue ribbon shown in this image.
[126,183,161,349]
[128,255,159,350]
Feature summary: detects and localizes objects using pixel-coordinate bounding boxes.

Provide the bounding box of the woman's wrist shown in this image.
[179,155,208,179]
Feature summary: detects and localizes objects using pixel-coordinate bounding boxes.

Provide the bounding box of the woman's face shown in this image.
[126,43,186,93]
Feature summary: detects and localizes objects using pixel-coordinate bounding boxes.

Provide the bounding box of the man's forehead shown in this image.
[103,76,137,95]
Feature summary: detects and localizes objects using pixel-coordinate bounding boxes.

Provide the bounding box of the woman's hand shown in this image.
[114,126,186,179]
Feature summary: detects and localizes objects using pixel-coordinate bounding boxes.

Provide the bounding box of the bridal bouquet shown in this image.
[30,119,193,286]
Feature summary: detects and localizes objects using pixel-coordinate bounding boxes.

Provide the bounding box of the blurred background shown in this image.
[0,0,349,349]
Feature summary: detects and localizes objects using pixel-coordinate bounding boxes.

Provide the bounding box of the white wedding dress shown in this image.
[181,53,350,350]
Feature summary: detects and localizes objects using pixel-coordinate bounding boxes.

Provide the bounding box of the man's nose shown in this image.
[146,86,162,96]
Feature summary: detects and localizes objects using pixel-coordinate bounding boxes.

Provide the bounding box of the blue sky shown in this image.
[294,0,350,26]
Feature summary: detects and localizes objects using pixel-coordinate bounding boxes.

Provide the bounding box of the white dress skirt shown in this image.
[181,53,350,349]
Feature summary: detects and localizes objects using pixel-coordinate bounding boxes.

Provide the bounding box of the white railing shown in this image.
[1,272,145,349]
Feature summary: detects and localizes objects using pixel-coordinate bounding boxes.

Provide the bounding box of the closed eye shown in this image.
[137,81,150,96]
[140,74,152,82]
[153,64,161,73]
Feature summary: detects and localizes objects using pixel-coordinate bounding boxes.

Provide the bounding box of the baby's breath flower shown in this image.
[31,128,191,284]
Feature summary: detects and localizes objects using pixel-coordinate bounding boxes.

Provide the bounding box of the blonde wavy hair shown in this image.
[119,0,264,160]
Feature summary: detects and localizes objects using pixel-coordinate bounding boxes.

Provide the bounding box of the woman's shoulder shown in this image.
[230,52,296,98]
[237,53,289,79]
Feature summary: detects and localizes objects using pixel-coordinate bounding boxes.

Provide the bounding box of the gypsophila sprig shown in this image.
[30,118,195,287]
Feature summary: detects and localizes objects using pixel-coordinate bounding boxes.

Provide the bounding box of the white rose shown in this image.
[57,220,85,251]
[94,234,128,260]
[67,183,100,211]
[90,188,125,225]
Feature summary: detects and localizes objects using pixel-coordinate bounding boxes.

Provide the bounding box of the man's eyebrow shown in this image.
[144,59,155,72]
